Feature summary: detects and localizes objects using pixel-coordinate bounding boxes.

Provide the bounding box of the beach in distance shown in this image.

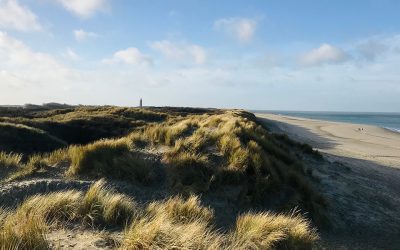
[256,112,400,248]
[255,112,400,168]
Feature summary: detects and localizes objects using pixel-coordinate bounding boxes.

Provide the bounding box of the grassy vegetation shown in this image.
[0,106,325,249]
[0,122,67,154]
[66,138,158,184]
[0,181,317,249]
[1,107,325,218]
[228,211,318,249]
[120,110,325,221]
[0,106,168,149]
[146,195,214,225]
[0,152,22,169]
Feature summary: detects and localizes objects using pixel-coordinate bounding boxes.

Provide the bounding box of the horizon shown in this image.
[1,0,400,112]
[3,102,400,114]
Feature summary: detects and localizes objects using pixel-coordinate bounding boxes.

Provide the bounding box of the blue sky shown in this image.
[1,0,400,111]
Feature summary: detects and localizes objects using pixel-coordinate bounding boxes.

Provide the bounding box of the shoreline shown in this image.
[256,112,400,248]
[253,111,400,135]
[384,127,400,134]
[255,113,400,169]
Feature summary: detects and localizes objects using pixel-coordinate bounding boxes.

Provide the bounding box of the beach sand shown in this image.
[256,113,400,168]
[256,113,400,249]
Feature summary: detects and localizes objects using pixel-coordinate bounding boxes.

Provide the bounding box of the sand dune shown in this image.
[256,113,400,169]
[256,113,400,249]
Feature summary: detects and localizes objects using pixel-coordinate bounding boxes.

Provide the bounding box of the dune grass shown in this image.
[1,107,324,222]
[0,180,318,250]
[18,109,315,222]
[0,122,67,155]
[66,139,157,184]
[0,106,168,150]
[0,152,22,169]
[0,180,137,250]
[5,148,70,181]
[0,207,49,250]
[228,211,318,250]
[0,107,325,249]
[122,195,318,250]
[80,179,137,226]
[121,214,223,250]
[146,195,214,225]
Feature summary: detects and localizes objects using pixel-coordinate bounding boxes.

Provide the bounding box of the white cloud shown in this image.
[102,47,153,66]
[357,40,387,61]
[150,40,207,64]
[0,31,81,101]
[62,48,80,61]
[74,29,97,42]
[56,0,107,18]
[214,17,257,43]
[300,44,349,66]
[0,31,60,68]
[0,0,42,32]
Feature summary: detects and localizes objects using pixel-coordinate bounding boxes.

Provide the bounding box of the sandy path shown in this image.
[256,113,400,168]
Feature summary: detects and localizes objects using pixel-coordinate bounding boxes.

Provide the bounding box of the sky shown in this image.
[0,0,400,111]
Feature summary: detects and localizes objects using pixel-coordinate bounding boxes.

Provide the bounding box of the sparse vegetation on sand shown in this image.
[0,105,324,249]
[0,180,318,249]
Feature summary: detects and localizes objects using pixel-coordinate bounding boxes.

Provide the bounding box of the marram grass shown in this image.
[0,181,318,250]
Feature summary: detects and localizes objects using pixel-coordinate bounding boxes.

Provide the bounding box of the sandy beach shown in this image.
[256,113,400,169]
[256,112,400,249]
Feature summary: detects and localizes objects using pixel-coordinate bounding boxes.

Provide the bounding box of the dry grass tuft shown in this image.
[80,179,137,226]
[0,207,49,250]
[67,139,130,176]
[147,195,214,225]
[19,190,82,224]
[121,214,222,250]
[0,186,318,250]
[121,195,221,250]
[66,139,156,184]
[228,211,318,250]
[0,152,22,169]
[165,150,212,193]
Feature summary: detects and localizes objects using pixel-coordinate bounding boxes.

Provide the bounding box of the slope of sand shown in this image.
[256,113,400,168]
[256,113,400,249]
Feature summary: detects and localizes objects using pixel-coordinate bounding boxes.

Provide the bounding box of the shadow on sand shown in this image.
[257,115,400,249]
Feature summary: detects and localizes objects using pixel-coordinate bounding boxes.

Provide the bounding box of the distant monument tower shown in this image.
[139,98,142,108]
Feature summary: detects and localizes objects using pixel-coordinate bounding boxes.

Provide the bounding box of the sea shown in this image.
[253,110,400,134]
